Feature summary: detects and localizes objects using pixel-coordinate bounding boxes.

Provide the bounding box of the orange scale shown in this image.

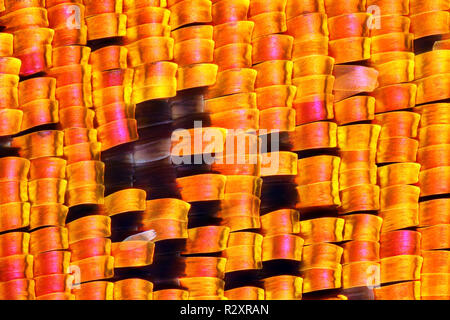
[0,157,29,182]
[371,33,414,54]
[422,251,450,274]
[1,7,49,30]
[376,137,419,164]
[56,84,93,109]
[225,287,264,300]
[339,168,377,190]
[104,188,146,217]
[176,174,226,203]
[339,184,380,214]
[289,121,337,152]
[0,232,29,258]
[20,99,59,132]
[205,92,256,113]
[379,208,419,233]
[249,11,287,40]
[184,256,226,278]
[13,130,64,160]
[69,238,112,262]
[421,274,450,298]
[374,281,421,300]
[329,37,371,64]
[366,0,409,15]
[370,15,410,37]
[420,224,450,250]
[299,217,344,245]
[0,33,13,57]
[338,124,380,151]
[214,43,252,72]
[70,256,114,283]
[256,85,296,110]
[35,274,73,298]
[125,23,171,44]
[212,0,249,25]
[0,109,22,136]
[60,106,95,129]
[213,21,254,48]
[18,77,56,106]
[416,103,450,127]
[301,243,343,270]
[37,293,75,300]
[212,155,261,177]
[66,184,105,207]
[224,246,262,273]
[380,255,422,284]
[224,175,262,195]
[343,214,383,242]
[95,102,135,127]
[253,60,292,88]
[371,83,417,114]
[0,181,28,205]
[375,59,414,87]
[296,181,341,210]
[264,275,302,300]
[85,13,127,41]
[260,209,299,236]
[301,265,342,293]
[0,87,18,109]
[64,142,101,164]
[73,281,114,300]
[342,241,379,264]
[418,144,450,170]
[29,204,68,231]
[171,127,226,157]
[179,277,225,298]
[0,203,30,234]
[0,254,33,282]
[183,226,230,255]
[259,107,296,133]
[174,39,215,67]
[171,24,213,42]
[328,13,370,40]
[380,230,421,258]
[374,111,420,139]
[28,178,67,205]
[143,198,190,222]
[419,125,450,148]
[153,289,189,300]
[133,61,176,89]
[127,36,174,67]
[126,6,170,28]
[97,118,139,151]
[114,279,153,300]
[342,261,380,289]
[0,279,35,300]
[419,198,450,227]
[248,0,286,17]
[261,151,298,177]
[286,13,328,40]
[293,94,334,125]
[297,155,340,186]
[66,215,111,245]
[420,167,450,197]
[84,0,122,17]
[139,219,188,241]
[14,45,52,77]
[415,73,450,105]
[286,0,325,20]
[369,51,414,66]
[377,163,420,188]
[47,3,85,29]
[3,0,44,13]
[323,0,365,17]
[52,46,90,68]
[30,226,68,255]
[293,55,334,78]
[292,35,328,58]
[52,25,87,47]
[111,241,155,268]
[205,68,256,100]
[48,64,92,88]
[210,108,259,131]
[13,27,55,54]
[90,45,127,72]
[334,96,375,126]
[168,0,212,30]
[410,11,450,39]
[252,34,293,64]
[0,57,21,75]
